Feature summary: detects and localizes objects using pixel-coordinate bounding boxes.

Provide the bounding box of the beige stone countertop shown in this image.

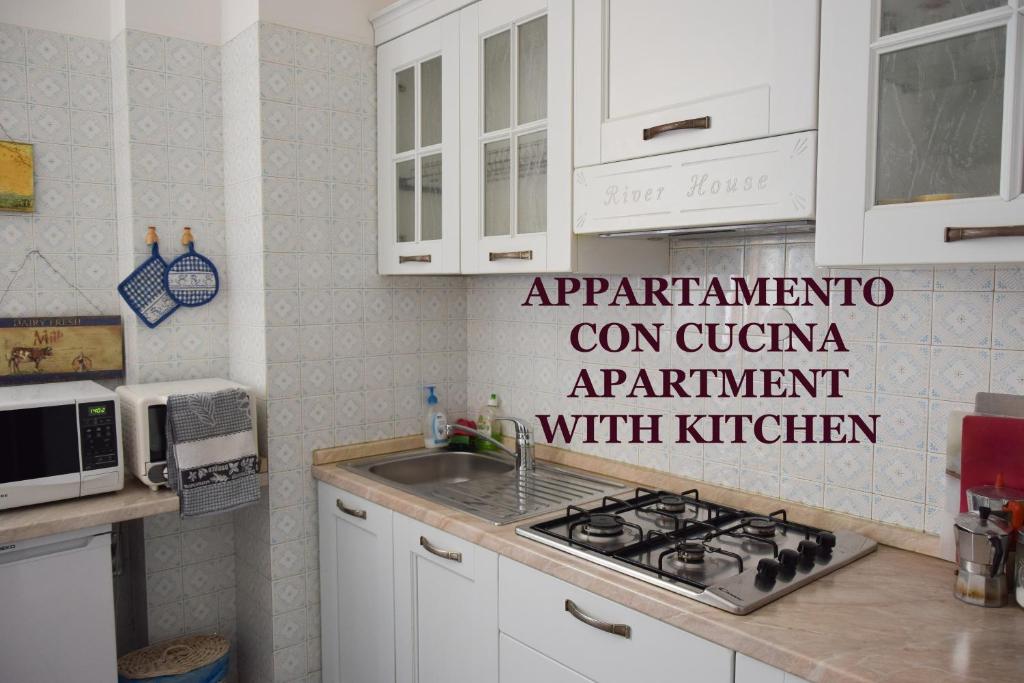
[0,477,178,543]
[0,464,269,544]
[312,441,1024,683]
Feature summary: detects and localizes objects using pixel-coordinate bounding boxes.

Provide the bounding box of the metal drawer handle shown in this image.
[944,225,1024,242]
[336,498,366,519]
[489,250,533,261]
[399,254,432,263]
[642,115,711,140]
[564,599,631,639]
[420,536,462,562]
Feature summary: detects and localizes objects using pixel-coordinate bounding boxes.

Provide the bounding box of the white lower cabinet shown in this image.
[735,653,810,683]
[318,483,396,683]
[394,513,499,683]
[319,485,812,683]
[498,557,733,683]
[499,633,593,683]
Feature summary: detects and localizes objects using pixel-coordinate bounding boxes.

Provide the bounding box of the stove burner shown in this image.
[582,513,625,538]
[655,494,690,514]
[676,542,706,564]
[743,518,777,538]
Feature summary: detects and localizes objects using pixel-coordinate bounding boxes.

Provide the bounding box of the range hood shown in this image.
[573,131,816,239]
[595,221,815,240]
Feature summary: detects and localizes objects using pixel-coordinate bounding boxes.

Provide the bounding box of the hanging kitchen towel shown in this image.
[118,227,179,328]
[164,227,220,307]
[165,388,259,517]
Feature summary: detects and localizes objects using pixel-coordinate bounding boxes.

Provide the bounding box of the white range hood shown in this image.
[573,130,817,238]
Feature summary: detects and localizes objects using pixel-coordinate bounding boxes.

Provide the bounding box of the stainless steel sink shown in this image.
[367,450,514,486]
[344,448,628,525]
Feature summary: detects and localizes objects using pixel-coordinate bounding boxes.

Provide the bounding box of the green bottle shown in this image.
[477,393,502,451]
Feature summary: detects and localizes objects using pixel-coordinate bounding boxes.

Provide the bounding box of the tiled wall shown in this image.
[221,22,275,683]
[0,21,239,667]
[254,22,467,681]
[0,24,118,317]
[110,28,238,663]
[111,28,228,384]
[466,236,1024,534]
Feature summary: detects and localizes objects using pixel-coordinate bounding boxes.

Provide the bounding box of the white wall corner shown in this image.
[222,0,260,45]
[121,0,223,45]
[259,0,392,44]
[0,0,112,40]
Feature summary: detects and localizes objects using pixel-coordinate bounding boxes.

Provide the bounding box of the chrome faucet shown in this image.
[445,416,535,472]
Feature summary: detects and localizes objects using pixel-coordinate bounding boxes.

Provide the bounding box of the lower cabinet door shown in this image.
[394,513,499,683]
[735,653,810,683]
[318,483,395,683]
[499,557,733,683]
[499,633,593,683]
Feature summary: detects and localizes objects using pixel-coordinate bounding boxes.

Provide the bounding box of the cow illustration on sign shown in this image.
[7,345,53,373]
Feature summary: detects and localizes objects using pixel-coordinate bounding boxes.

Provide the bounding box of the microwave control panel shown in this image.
[79,400,118,471]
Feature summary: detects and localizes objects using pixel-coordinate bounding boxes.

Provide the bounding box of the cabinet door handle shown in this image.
[399,254,432,263]
[642,115,711,140]
[419,536,462,562]
[488,250,533,261]
[564,599,631,639]
[944,225,1024,242]
[336,498,366,519]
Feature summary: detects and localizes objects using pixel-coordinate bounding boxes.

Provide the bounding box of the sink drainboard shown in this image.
[426,466,628,524]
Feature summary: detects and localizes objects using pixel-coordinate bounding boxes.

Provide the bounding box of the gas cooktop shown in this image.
[516,487,877,614]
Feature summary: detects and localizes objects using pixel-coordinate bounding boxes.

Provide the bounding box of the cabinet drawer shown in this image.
[499,633,592,683]
[498,558,733,683]
[736,653,810,683]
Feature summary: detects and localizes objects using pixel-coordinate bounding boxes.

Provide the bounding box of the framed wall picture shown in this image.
[0,141,34,213]
[0,316,124,385]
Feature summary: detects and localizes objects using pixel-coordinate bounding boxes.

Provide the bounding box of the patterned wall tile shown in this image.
[465,241,1024,537]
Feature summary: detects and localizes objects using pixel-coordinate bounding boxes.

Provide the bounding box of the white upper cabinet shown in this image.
[574,0,820,167]
[459,0,573,272]
[817,0,1024,265]
[377,14,461,274]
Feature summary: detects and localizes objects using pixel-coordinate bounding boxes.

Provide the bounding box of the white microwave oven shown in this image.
[0,380,123,510]
[116,378,254,490]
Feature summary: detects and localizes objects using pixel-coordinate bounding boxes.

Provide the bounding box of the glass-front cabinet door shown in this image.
[378,15,460,274]
[459,0,572,272]
[818,0,1024,265]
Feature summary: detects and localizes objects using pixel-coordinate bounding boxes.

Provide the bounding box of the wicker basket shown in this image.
[118,635,229,681]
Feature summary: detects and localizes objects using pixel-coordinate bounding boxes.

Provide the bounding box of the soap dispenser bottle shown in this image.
[423,386,448,449]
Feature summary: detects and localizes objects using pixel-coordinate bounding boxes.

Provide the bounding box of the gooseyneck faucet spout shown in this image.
[444,416,535,472]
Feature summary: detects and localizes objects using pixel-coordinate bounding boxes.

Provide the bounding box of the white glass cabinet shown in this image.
[377,14,461,274]
[818,0,1024,264]
[459,0,572,272]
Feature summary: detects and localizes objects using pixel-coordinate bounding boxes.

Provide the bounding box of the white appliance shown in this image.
[117,378,255,490]
[0,525,117,681]
[0,380,123,510]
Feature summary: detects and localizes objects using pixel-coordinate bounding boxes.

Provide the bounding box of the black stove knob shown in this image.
[755,558,779,589]
[816,532,836,555]
[797,540,819,566]
[778,548,799,573]
[756,558,780,580]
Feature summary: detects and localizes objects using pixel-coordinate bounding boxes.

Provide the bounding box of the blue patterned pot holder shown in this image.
[164,242,220,307]
[118,242,179,328]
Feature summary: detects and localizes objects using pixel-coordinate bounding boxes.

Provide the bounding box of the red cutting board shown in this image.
[960,414,1024,512]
